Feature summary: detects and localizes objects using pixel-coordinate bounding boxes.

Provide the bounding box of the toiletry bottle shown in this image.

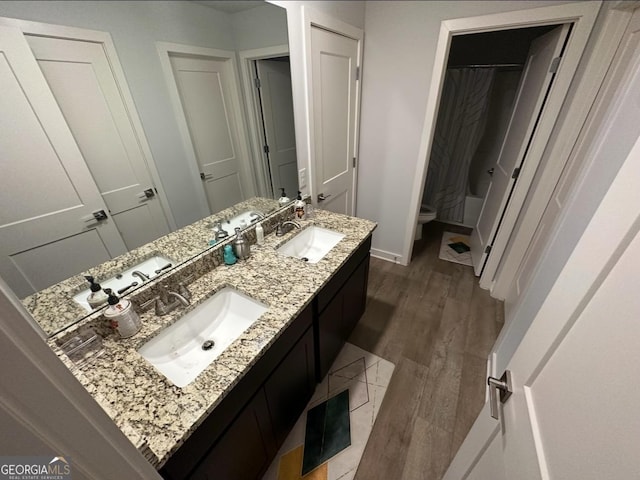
[85,275,108,309]
[103,289,141,338]
[294,191,306,220]
[233,227,251,260]
[278,187,290,206]
[255,222,264,245]
[223,244,237,265]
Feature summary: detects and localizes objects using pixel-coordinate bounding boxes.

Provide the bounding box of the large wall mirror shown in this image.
[0,0,298,335]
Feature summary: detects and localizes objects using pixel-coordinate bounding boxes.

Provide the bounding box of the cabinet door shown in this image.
[342,255,370,337]
[316,254,370,380]
[190,389,275,480]
[264,327,316,448]
[317,290,346,381]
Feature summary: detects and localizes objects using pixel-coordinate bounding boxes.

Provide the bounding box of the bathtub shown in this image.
[462,194,484,227]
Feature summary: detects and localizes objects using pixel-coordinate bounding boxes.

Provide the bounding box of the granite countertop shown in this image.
[24,197,279,337]
[53,209,376,468]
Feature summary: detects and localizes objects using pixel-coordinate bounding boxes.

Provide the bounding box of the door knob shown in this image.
[82,209,108,224]
[200,172,213,181]
[136,188,155,200]
[487,168,495,177]
[317,193,331,202]
[487,370,512,420]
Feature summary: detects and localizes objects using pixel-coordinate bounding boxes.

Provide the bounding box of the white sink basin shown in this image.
[277,226,345,263]
[214,210,262,234]
[73,254,174,312]
[137,287,268,388]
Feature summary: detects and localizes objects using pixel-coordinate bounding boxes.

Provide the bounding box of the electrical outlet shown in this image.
[298,168,307,188]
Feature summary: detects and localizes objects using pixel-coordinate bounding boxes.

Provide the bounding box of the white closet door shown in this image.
[310,26,359,215]
[26,35,170,251]
[256,58,298,198]
[469,25,570,275]
[0,26,126,298]
[169,54,252,213]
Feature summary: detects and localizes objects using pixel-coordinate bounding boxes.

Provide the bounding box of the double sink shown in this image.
[137,225,345,388]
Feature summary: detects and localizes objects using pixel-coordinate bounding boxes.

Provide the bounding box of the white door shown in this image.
[0,26,126,298]
[444,90,640,480]
[310,26,359,215]
[255,58,298,198]
[169,54,253,213]
[469,25,570,275]
[26,35,170,251]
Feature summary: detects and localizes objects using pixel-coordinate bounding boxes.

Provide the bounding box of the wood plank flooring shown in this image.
[350,222,504,480]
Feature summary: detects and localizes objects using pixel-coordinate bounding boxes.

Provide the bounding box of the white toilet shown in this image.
[415,204,437,241]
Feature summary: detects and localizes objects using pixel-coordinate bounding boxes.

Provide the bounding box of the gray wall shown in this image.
[357,0,572,261]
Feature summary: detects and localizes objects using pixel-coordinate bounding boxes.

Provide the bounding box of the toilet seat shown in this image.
[418,204,437,223]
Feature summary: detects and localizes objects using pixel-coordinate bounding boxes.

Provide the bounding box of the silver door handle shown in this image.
[487,168,495,177]
[82,209,108,224]
[487,370,512,420]
[317,193,331,202]
[136,188,155,200]
[200,172,213,181]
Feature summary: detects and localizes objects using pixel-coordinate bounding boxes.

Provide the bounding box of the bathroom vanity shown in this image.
[43,202,375,479]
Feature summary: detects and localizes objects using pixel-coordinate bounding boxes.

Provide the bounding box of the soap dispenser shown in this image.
[294,191,306,220]
[103,288,142,338]
[85,275,108,309]
[278,187,290,206]
[233,227,251,260]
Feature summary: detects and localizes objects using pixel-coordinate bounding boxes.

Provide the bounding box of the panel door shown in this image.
[445,109,640,480]
[0,26,126,298]
[256,58,298,198]
[169,54,253,213]
[310,26,358,215]
[26,35,170,251]
[469,25,570,275]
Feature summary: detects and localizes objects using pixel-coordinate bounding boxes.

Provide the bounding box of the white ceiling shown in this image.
[192,1,265,14]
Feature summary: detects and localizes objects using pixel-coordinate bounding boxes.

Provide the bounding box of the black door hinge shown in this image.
[512,167,521,180]
[263,145,270,154]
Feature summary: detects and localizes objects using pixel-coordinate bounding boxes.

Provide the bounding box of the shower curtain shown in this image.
[423,68,495,223]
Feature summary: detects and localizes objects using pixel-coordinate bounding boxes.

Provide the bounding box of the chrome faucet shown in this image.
[213,221,229,241]
[148,284,191,315]
[249,211,264,222]
[132,270,150,282]
[276,220,301,236]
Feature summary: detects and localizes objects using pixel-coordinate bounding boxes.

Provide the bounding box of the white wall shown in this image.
[231,3,289,51]
[357,1,570,263]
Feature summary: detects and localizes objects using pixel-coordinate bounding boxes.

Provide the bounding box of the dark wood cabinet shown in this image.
[160,234,371,480]
[189,389,274,480]
[264,326,315,447]
[315,236,371,380]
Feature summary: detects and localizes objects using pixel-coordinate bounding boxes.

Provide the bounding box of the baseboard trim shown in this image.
[371,248,405,265]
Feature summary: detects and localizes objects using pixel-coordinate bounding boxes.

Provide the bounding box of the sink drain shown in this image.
[202,340,215,351]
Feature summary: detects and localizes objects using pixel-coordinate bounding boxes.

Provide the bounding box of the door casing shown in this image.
[301,6,364,214]
[404,2,600,281]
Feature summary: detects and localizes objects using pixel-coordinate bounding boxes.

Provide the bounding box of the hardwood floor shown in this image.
[350,222,504,480]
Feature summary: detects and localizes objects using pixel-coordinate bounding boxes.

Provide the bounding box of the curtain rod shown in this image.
[448,63,523,69]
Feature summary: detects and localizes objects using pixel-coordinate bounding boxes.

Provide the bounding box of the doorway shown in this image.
[420,24,568,276]
[405,3,599,290]
[239,46,298,200]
